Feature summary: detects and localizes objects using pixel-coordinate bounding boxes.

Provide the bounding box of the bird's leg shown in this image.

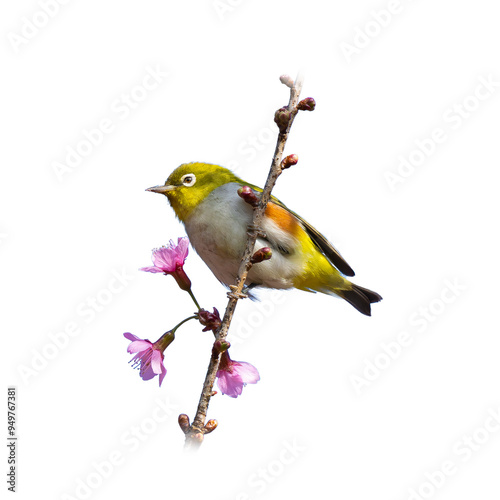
[242,283,258,295]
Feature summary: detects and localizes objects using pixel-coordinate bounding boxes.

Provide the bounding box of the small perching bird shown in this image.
[147,162,382,316]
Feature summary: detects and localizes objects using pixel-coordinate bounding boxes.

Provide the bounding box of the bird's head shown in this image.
[147,162,240,221]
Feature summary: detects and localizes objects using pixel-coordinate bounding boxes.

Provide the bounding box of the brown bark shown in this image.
[181,73,306,450]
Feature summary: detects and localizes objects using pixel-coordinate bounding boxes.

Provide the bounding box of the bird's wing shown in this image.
[244,182,355,277]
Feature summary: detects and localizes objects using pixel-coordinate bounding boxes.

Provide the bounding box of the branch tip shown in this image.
[279,74,294,88]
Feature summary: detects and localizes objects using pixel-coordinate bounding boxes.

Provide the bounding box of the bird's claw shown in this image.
[227,285,248,300]
[247,224,266,239]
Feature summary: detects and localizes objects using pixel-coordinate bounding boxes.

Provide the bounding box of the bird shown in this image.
[146,162,382,316]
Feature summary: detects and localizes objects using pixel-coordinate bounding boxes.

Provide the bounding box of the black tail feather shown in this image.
[339,284,382,316]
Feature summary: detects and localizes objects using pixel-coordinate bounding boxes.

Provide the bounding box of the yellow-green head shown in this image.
[147,162,241,221]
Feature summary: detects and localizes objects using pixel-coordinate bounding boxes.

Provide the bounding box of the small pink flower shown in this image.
[124,331,174,386]
[141,237,189,274]
[216,351,260,398]
[140,237,191,291]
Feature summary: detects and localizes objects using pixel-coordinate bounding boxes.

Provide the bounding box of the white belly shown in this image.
[184,183,302,289]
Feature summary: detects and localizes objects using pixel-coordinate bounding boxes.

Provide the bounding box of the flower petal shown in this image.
[216,370,229,394]
[139,266,164,273]
[150,349,164,375]
[127,340,153,354]
[124,332,139,341]
[139,351,155,380]
[233,361,260,384]
[158,364,167,387]
[140,364,156,381]
[152,247,175,272]
[216,370,244,398]
[176,237,189,261]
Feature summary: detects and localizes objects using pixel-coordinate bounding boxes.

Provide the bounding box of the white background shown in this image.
[2,0,500,499]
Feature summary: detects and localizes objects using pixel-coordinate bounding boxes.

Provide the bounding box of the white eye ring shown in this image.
[181,173,196,187]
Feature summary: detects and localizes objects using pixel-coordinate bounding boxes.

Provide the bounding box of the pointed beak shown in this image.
[146,184,176,194]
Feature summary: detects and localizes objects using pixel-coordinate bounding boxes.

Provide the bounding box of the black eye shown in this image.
[184,176,192,183]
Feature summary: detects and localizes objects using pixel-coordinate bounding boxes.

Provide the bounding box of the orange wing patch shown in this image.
[265,202,301,236]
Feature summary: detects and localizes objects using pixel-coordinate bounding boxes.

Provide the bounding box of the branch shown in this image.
[181,72,311,449]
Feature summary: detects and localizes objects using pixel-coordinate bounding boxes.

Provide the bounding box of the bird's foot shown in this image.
[227,285,248,300]
[247,224,266,239]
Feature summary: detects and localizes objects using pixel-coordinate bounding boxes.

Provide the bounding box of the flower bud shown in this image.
[274,107,292,133]
[281,154,298,170]
[280,74,294,88]
[213,339,231,356]
[178,414,190,434]
[238,186,260,207]
[204,419,218,434]
[197,307,222,332]
[251,247,272,264]
[297,97,316,111]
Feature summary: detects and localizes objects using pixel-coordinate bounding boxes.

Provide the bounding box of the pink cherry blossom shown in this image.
[140,237,192,291]
[216,351,260,398]
[140,237,189,274]
[124,332,173,386]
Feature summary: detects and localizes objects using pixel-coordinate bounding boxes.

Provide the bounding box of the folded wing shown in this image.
[244,181,355,277]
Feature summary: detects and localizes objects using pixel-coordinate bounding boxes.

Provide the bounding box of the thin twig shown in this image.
[183,73,305,449]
